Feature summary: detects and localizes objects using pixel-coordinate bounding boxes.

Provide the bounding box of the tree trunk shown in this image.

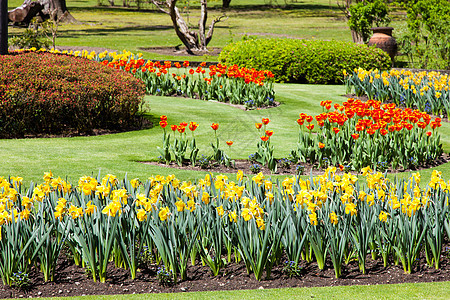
[0,0,7,55]
[222,0,231,8]
[351,29,364,44]
[9,0,77,23]
[198,0,207,51]
[44,0,77,23]
[151,0,225,53]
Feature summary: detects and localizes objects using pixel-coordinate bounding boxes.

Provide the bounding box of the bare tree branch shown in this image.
[150,0,170,15]
[150,0,227,52]
[206,15,227,46]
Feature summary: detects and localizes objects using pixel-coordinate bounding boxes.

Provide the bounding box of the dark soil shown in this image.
[3,248,450,298]
[138,46,222,57]
[142,153,450,177]
[15,117,152,139]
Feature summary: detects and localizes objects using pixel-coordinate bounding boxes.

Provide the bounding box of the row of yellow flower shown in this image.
[0,168,449,282]
[0,168,448,230]
[345,68,450,116]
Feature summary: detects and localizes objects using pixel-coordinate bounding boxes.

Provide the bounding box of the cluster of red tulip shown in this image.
[159,116,199,135]
[102,58,273,86]
[297,99,441,138]
[294,98,443,170]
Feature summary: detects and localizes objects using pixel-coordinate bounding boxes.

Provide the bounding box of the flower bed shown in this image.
[156,98,443,173]
[0,168,449,288]
[97,51,275,109]
[0,51,145,137]
[20,48,276,109]
[293,98,443,170]
[345,68,450,117]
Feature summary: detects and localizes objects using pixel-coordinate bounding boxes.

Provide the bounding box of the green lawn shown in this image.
[0,83,448,186]
[7,0,355,61]
[19,281,450,300]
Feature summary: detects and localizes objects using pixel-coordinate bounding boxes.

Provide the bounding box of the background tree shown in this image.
[395,0,450,69]
[150,0,226,53]
[10,0,76,23]
[222,0,231,8]
[0,0,7,54]
[337,0,390,44]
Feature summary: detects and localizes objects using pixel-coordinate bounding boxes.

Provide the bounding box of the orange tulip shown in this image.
[318,142,325,149]
[255,123,263,130]
[351,133,359,140]
[265,130,273,137]
[171,125,178,131]
[211,123,219,131]
[297,118,304,126]
[262,118,270,125]
[159,121,168,128]
[333,127,340,134]
[160,115,167,121]
[226,141,233,146]
[426,131,432,137]
[261,136,269,142]
[189,122,198,131]
[306,124,314,131]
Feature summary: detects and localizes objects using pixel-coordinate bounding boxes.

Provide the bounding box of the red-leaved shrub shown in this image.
[0,52,146,138]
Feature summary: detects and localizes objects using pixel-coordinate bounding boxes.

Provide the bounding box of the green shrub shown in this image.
[0,52,146,138]
[219,38,391,84]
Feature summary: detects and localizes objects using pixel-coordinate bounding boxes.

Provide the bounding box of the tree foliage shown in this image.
[396,0,450,69]
[337,0,390,44]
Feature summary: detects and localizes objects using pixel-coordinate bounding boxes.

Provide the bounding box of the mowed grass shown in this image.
[19,281,450,300]
[7,0,354,61]
[0,82,448,186]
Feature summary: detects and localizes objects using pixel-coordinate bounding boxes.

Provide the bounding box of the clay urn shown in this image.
[368,27,397,62]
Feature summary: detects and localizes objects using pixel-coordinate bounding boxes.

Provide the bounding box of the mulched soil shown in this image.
[142,153,450,177]
[3,247,450,298]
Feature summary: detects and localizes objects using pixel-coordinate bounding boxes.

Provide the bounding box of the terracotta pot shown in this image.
[368,27,397,62]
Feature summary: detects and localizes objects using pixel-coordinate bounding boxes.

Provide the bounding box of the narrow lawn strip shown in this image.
[29,281,450,300]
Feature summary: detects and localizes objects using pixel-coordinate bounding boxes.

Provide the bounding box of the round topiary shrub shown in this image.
[219,38,392,84]
[0,52,146,138]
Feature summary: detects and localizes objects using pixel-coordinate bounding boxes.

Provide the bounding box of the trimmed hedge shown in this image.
[219,38,392,84]
[0,52,146,138]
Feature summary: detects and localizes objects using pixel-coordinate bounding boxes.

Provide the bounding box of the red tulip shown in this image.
[211,123,219,131]
[189,122,198,131]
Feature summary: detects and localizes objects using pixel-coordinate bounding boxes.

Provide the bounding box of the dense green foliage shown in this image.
[348,0,390,43]
[396,0,450,69]
[219,38,391,84]
[0,52,146,138]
